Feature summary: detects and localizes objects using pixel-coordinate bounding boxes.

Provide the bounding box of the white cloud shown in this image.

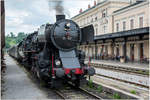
[7,18,23,26]
[7,24,39,36]
[5,0,93,35]
[6,10,30,18]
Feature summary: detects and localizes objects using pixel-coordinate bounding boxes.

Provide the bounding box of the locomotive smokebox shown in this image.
[56,15,65,21]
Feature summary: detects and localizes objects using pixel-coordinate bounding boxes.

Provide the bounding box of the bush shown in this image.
[130,90,136,94]
[113,93,121,99]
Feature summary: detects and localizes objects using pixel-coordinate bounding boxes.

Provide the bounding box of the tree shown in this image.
[5,32,27,49]
[10,32,15,38]
[16,32,26,43]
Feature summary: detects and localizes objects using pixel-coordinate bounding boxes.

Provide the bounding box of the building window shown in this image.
[103,25,107,33]
[87,17,89,23]
[80,20,82,26]
[116,23,119,32]
[91,18,93,22]
[77,21,79,25]
[82,20,84,25]
[95,28,98,35]
[102,9,107,18]
[139,17,143,28]
[130,19,134,29]
[83,18,86,25]
[79,21,80,25]
[123,21,126,31]
[95,17,97,21]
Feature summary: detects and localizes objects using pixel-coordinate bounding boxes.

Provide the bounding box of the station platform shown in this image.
[2,55,48,99]
[90,75,149,100]
[86,59,149,71]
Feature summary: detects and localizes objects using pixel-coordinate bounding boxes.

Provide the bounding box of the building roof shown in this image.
[71,0,108,19]
[94,27,149,40]
[113,1,144,13]
[71,0,131,19]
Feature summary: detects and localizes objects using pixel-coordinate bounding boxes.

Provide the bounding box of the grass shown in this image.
[138,70,149,75]
[113,93,121,99]
[145,71,149,75]
[97,85,103,93]
[88,80,93,88]
[130,90,136,94]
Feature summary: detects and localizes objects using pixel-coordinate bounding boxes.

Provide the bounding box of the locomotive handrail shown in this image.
[23,51,37,53]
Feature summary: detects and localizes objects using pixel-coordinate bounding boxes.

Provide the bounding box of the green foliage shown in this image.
[113,93,121,99]
[10,32,15,38]
[88,80,93,88]
[5,32,27,49]
[146,71,149,75]
[16,32,26,43]
[97,85,102,93]
[130,90,136,94]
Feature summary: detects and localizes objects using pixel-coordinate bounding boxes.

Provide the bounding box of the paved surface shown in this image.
[85,59,149,70]
[90,75,149,100]
[2,55,48,99]
[95,68,149,86]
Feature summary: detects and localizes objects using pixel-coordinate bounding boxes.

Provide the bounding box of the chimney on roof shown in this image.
[79,8,82,13]
[88,4,91,8]
[94,1,96,6]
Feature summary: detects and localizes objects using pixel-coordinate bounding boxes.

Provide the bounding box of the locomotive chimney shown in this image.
[56,15,65,21]
[79,8,82,13]
[94,1,96,6]
[88,4,91,8]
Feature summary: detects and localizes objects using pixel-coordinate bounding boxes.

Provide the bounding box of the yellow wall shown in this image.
[144,40,149,59]
[113,1,149,32]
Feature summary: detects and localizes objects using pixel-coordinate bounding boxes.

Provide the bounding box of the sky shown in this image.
[5,0,96,36]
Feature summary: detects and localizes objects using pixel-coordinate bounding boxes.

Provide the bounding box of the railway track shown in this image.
[96,74,149,88]
[90,63,149,76]
[89,63,149,88]
[14,57,102,99]
[54,84,102,99]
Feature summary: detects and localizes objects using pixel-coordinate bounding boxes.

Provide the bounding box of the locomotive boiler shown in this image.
[8,15,95,87]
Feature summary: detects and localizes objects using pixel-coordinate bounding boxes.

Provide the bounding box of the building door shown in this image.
[92,47,94,58]
[123,42,126,59]
[140,43,144,61]
[100,45,104,59]
[95,45,98,59]
[130,44,134,61]
[105,45,108,55]
[116,46,119,57]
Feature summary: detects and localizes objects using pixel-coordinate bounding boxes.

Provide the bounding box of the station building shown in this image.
[72,0,149,63]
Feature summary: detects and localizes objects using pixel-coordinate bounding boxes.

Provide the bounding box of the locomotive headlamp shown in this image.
[66,23,70,27]
[55,60,61,66]
[65,23,70,29]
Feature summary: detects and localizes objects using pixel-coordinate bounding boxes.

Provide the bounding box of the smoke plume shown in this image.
[48,0,70,17]
[48,0,64,15]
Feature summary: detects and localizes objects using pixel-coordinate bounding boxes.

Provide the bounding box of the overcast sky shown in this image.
[5,0,96,36]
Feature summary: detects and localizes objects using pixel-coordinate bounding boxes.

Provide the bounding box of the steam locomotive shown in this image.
[8,15,95,87]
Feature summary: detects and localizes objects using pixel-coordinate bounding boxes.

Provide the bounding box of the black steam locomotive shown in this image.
[8,15,95,87]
